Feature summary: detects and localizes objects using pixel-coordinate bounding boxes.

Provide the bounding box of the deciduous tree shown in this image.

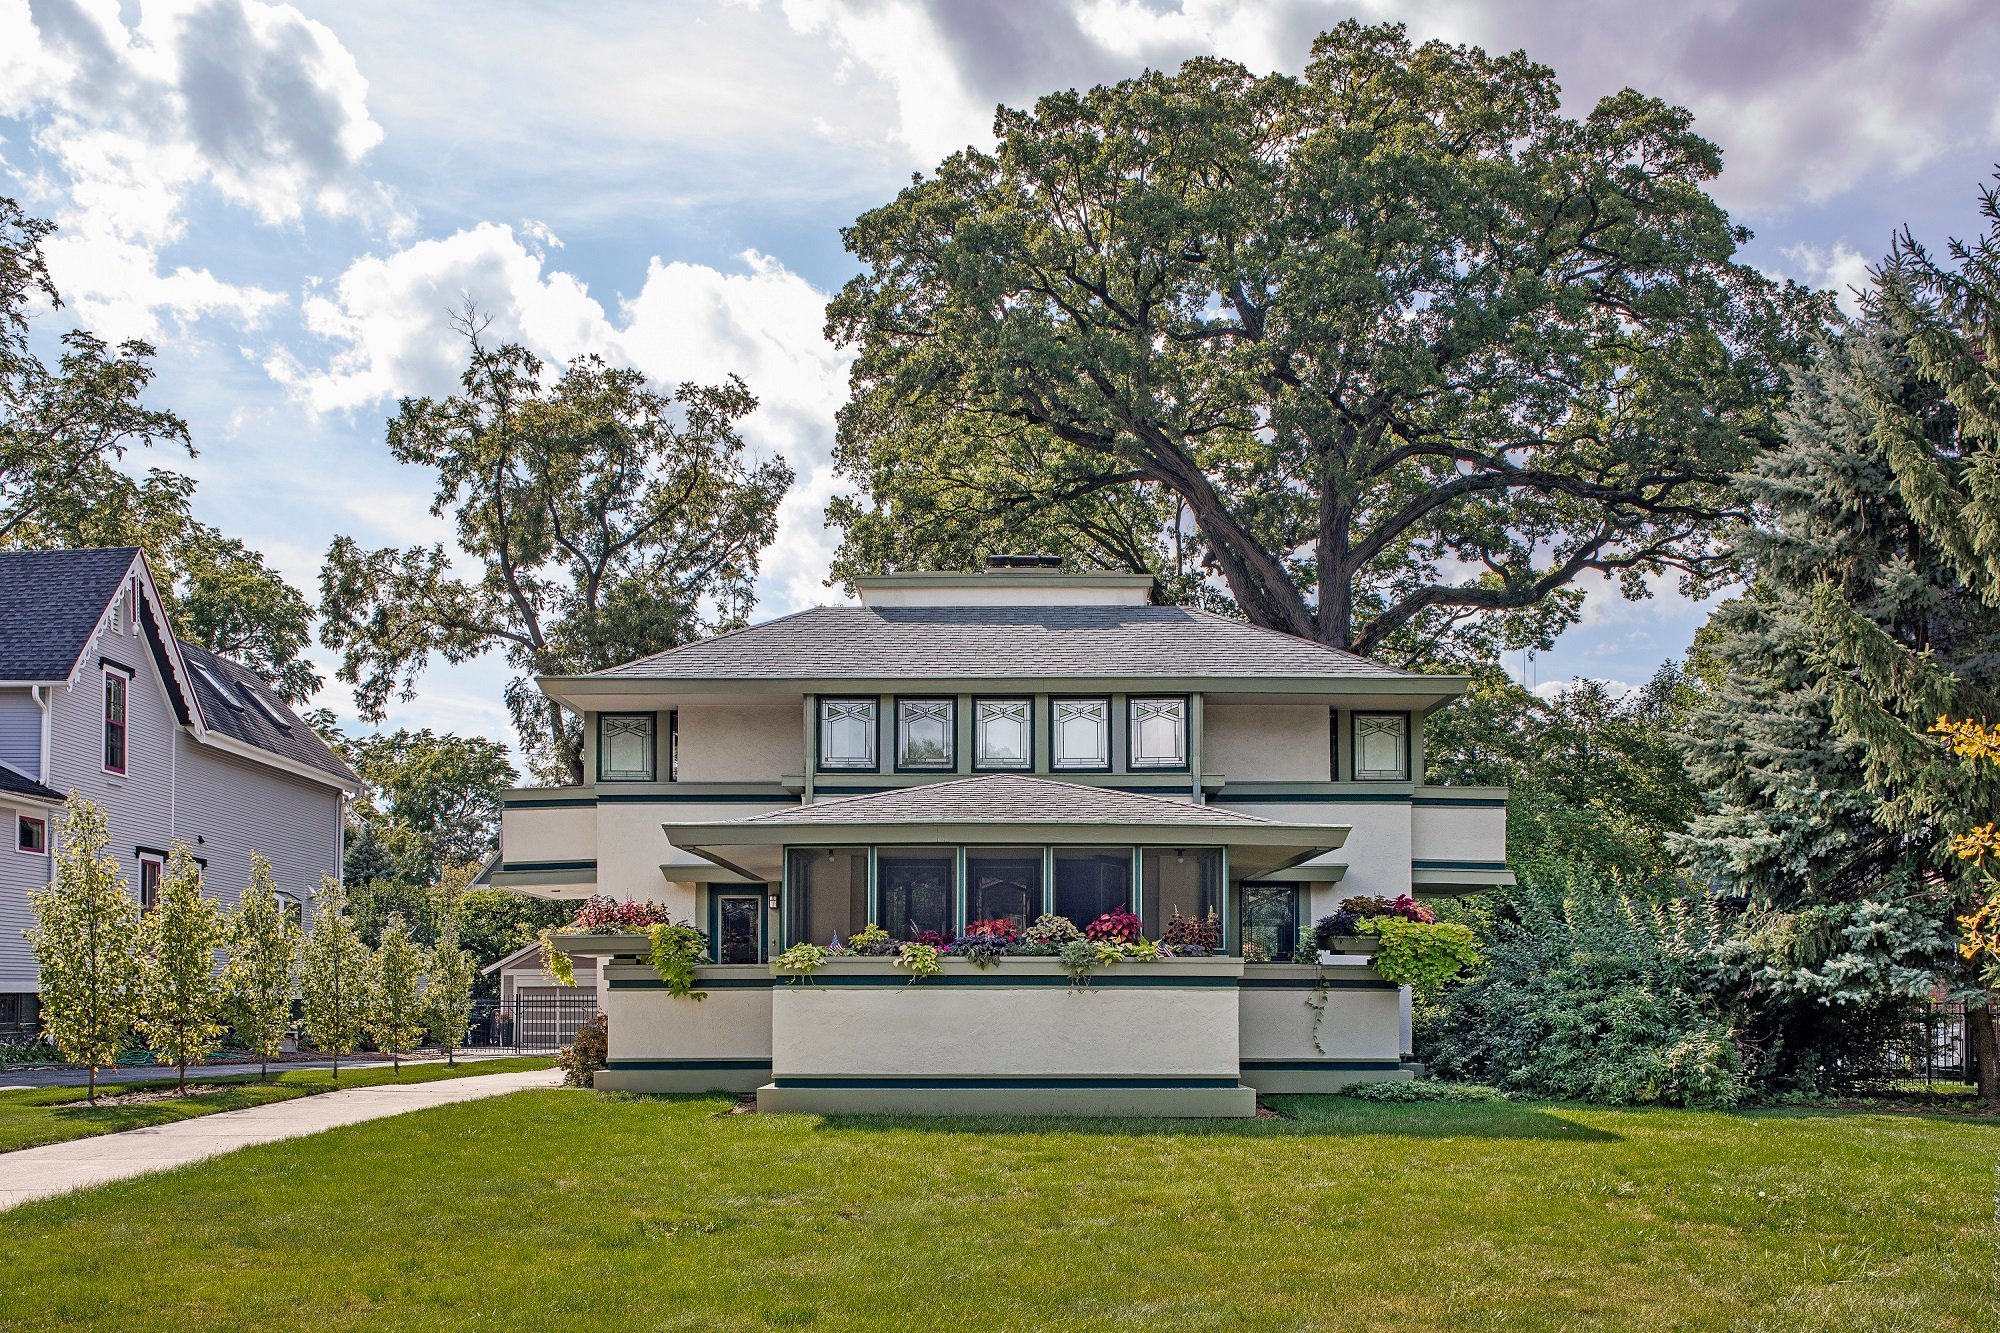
[368,916,427,1074]
[424,924,478,1067]
[319,320,792,782]
[136,842,228,1093]
[298,877,371,1079]
[827,22,1821,663]
[25,798,142,1103]
[225,851,300,1082]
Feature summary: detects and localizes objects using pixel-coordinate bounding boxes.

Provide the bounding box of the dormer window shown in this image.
[1127,697,1188,770]
[817,698,878,771]
[895,698,954,770]
[973,698,1032,770]
[597,713,656,782]
[1050,697,1110,771]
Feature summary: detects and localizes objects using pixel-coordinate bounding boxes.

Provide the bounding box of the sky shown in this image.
[3,0,1998,759]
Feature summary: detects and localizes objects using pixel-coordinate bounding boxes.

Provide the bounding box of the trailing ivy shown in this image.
[646,923,710,1001]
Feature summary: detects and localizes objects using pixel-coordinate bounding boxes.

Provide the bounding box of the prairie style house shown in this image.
[0,548,357,1032]
[496,559,1509,1115]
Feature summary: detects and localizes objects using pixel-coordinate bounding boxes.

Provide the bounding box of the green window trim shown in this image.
[1350,710,1411,783]
[1048,695,1113,772]
[596,712,658,783]
[893,696,957,772]
[1125,694,1191,772]
[816,696,882,773]
[970,696,1035,771]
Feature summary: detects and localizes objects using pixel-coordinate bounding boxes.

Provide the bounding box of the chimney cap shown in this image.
[984,553,1062,572]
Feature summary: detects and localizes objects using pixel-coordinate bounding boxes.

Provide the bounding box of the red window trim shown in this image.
[138,852,163,911]
[17,815,46,854]
[103,664,131,776]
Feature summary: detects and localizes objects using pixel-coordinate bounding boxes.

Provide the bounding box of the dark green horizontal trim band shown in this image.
[499,859,597,873]
[609,976,775,990]
[782,973,1239,988]
[813,786,895,795]
[608,1058,772,1071]
[1238,977,1397,991]
[772,1076,1242,1090]
[1410,796,1507,808]
[1240,1059,1403,1071]
[1217,792,1408,804]
[1412,859,1510,871]
[600,791,799,805]
[502,797,595,809]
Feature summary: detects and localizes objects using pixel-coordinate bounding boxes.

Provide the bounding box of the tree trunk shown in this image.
[88,1063,96,1104]
[1970,994,2000,1107]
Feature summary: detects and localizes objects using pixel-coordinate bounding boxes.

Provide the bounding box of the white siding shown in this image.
[0,688,42,780]
[0,800,53,990]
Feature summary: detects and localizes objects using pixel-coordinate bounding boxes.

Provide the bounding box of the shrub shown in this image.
[1161,909,1221,955]
[1023,913,1082,946]
[569,896,672,933]
[557,1012,608,1087]
[1084,908,1142,944]
[1417,871,1749,1108]
[1337,1079,1511,1104]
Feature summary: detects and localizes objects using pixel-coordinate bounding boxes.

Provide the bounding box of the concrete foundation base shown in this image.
[755,1080,1259,1118]
[596,1063,770,1095]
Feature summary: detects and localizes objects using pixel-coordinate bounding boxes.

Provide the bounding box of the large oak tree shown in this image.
[827,22,1825,661]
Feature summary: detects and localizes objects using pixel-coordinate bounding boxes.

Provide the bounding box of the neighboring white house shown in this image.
[491,558,1511,1116]
[0,548,359,1033]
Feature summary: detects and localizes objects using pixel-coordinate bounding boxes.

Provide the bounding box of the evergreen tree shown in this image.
[368,916,427,1074]
[424,924,478,1067]
[25,798,142,1103]
[225,851,300,1082]
[298,877,371,1079]
[136,842,227,1093]
[1676,300,2000,1090]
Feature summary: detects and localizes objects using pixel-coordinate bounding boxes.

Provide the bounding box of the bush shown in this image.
[1418,871,1748,1108]
[1337,1079,1511,1103]
[556,1012,608,1087]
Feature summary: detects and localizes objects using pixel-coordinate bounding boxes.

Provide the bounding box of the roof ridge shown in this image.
[1180,608,1394,669]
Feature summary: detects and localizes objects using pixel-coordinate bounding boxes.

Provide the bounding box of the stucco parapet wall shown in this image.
[780,956,1245,985]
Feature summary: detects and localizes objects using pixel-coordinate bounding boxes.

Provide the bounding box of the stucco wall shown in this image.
[1411,798,1507,864]
[675,705,801,782]
[1202,704,1329,782]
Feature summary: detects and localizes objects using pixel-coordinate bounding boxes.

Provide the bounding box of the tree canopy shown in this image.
[827,21,1823,662]
[320,323,793,782]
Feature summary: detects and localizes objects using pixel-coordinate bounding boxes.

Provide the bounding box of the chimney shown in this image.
[983,553,1062,572]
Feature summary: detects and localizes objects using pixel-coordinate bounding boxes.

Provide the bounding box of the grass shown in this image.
[0,1056,555,1154]
[1,1090,1996,1330]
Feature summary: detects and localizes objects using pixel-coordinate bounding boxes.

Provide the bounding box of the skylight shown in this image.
[196,667,245,710]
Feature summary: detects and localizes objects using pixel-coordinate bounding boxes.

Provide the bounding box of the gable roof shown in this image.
[0,547,139,683]
[584,604,1418,684]
[179,643,358,787]
[740,773,1274,827]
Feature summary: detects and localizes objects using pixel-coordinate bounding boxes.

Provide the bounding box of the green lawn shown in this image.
[1,1091,1994,1330]
[0,1056,554,1153]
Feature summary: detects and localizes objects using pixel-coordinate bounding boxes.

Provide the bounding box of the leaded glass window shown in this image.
[818,698,879,770]
[1050,697,1109,770]
[896,698,955,769]
[973,699,1032,769]
[1352,712,1409,782]
[597,713,656,782]
[1127,697,1187,769]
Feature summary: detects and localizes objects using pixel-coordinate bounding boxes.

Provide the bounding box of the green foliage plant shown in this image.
[646,922,710,1000]
[538,927,577,986]
[1023,914,1082,947]
[556,1012,608,1088]
[137,842,228,1093]
[895,942,943,981]
[26,797,142,1102]
[225,852,300,1081]
[368,916,428,1073]
[846,923,892,953]
[773,941,829,982]
[425,925,478,1065]
[1359,917,1482,998]
[298,877,372,1079]
[1059,939,1123,988]
[1337,1079,1511,1104]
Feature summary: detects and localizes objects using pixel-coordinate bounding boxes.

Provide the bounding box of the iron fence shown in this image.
[460,994,601,1055]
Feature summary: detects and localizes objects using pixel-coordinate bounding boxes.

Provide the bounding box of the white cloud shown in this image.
[272,222,856,614]
[1783,241,1875,317]
[770,0,2000,214]
[0,0,392,337]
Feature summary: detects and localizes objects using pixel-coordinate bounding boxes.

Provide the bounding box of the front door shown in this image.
[714,892,765,964]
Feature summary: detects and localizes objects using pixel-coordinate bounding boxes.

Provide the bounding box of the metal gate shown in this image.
[465,993,600,1054]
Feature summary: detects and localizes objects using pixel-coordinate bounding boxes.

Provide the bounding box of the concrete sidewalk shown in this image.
[0,1067,563,1212]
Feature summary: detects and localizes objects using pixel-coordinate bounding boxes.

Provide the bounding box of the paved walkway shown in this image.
[0,1067,562,1212]
[0,1050,532,1090]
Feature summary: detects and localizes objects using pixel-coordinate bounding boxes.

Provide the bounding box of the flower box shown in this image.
[1318,936,1381,958]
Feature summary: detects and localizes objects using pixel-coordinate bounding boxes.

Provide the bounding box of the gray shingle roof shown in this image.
[591,605,1410,682]
[180,643,358,787]
[740,774,1274,827]
[0,548,139,682]
[0,760,62,803]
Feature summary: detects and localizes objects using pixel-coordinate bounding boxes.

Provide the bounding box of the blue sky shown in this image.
[4,0,1998,758]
